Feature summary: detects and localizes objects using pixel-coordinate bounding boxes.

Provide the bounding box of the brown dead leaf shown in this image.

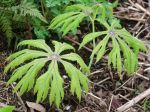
[124,107,137,112]
[0,102,7,108]
[137,0,144,6]
[26,101,46,112]
[111,95,122,110]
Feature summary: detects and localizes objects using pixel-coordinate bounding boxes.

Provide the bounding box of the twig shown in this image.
[128,0,150,16]
[128,0,136,6]
[75,107,89,112]
[139,63,150,67]
[113,77,133,93]
[117,88,150,112]
[90,69,103,75]
[87,92,103,101]
[87,92,107,106]
[11,84,27,112]
[118,94,144,111]
[122,86,135,92]
[108,95,113,112]
[136,73,149,81]
[133,13,146,30]
[136,27,149,38]
[114,15,145,22]
[135,3,150,16]
[144,67,150,72]
[97,77,110,85]
[65,36,92,52]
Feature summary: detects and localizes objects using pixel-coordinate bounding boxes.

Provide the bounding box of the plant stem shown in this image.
[40,0,46,18]
[88,54,94,68]
[88,20,95,68]
[92,20,96,48]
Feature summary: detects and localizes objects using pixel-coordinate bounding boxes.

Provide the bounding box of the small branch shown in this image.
[90,69,103,75]
[65,36,92,52]
[136,73,149,81]
[108,95,114,112]
[85,92,107,107]
[135,3,150,16]
[97,77,111,85]
[149,0,150,7]
[128,0,150,16]
[114,15,145,22]
[11,84,27,112]
[117,88,150,112]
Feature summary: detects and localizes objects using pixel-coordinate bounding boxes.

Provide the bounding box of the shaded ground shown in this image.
[0,0,150,112]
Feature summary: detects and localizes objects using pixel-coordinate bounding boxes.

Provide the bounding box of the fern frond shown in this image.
[18,0,47,23]
[0,13,13,45]
[0,0,47,45]
[4,0,47,23]
[5,39,89,108]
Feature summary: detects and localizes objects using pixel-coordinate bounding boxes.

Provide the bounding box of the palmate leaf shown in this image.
[108,37,122,74]
[5,39,89,108]
[49,11,86,36]
[80,19,147,75]
[0,105,15,112]
[49,4,107,36]
[60,60,88,100]
[61,53,89,73]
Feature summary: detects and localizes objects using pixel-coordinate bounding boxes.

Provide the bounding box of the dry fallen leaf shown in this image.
[26,101,46,112]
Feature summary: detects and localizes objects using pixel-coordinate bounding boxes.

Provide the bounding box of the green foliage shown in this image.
[0,13,13,46]
[32,18,49,39]
[0,0,47,45]
[3,0,47,23]
[79,19,147,75]
[49,1,147,76]
[5,39,89,108]
[45,0,71,15]
[0,106,15,112]
[49,3,109,36]
[46,0,70,7]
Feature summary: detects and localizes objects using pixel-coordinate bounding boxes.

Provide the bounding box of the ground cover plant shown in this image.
[0,0,150,111]
[5,39,89,108]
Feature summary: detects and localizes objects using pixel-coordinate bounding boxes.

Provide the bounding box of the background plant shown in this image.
[0,0,47,46]
[49,1,147,76]
[49,2,114,47]
[45,0,71,16]
[5,39,89,108]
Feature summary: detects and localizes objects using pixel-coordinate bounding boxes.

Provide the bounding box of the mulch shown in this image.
[0,0,150,112]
